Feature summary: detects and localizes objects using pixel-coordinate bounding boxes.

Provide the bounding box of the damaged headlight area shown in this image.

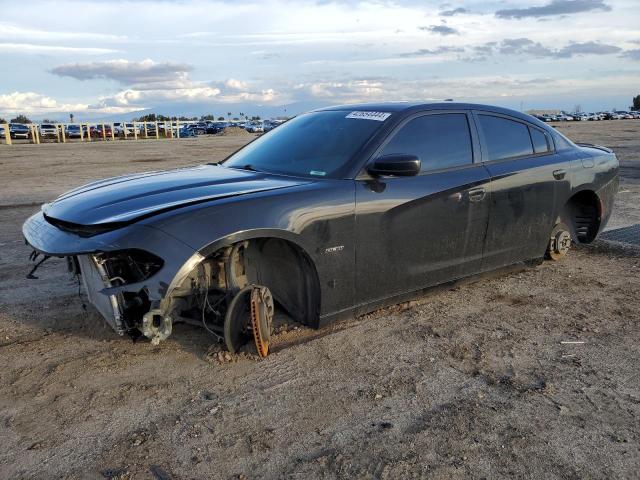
[75,249,164,337]
[93,249,164,286]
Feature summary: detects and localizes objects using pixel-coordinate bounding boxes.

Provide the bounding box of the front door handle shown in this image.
[468,187,486,202]
[553,169,567,180]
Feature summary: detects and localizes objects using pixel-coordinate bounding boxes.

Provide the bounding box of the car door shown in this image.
[354,111,491,308]
[474,111,571,270]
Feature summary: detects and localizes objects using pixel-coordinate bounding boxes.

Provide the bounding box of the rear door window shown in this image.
[529,127,550,154]
[477,114,534,161]
[380,113,473,173]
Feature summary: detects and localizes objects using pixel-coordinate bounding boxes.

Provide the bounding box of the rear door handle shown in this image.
[468,187,486,202]
[553,169,567,180]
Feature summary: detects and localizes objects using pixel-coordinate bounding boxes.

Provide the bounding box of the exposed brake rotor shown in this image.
[250,286,274,357]
[547,223,572,261]
[223,285,274,356]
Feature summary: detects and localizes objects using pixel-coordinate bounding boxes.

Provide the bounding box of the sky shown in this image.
[0,0,639,120]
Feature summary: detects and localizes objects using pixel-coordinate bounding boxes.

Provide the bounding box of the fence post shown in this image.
[176,121,180,139]
[2,124,11,145]
[55,124,61,143]
[111,123,115,141]
[87,124,92,142]
[144,122,148,139]
[61,124,67,143]
[101,123,106,141]
[123,123,128,140]
[133,122,138,140]
[35,125,41,144]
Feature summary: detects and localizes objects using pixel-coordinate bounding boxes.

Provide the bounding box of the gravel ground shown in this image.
[0,122,638,479]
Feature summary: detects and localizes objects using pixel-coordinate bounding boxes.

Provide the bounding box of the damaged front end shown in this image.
[75,250,163,337]
[23,210,199,344]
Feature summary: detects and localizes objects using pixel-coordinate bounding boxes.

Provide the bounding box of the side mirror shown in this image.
[367,154,421,177]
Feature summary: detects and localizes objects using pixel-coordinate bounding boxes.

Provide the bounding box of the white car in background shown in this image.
[39,124,58,138]
[246,122,264,133]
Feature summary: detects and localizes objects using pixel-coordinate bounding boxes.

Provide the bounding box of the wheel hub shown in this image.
[548,226,571,261]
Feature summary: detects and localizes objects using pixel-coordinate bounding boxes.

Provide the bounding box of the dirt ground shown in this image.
[0,122,638,479]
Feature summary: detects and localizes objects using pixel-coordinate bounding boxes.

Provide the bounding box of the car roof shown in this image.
[315,101,549,129]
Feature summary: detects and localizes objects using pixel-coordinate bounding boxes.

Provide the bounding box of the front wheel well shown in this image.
[241,237,321,327]
[561,190,602,244]
[167,236,322,331]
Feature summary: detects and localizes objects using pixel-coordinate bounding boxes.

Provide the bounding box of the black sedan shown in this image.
[23,102,618,355]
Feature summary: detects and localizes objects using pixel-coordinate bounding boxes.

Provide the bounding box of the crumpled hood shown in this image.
[43,164,309,225]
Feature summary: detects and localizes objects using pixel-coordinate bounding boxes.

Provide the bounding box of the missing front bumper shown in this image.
[77,255,126,335]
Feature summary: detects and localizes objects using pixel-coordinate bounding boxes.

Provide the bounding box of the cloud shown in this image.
[221,79,249,91]
[88,77,281,114]
[0,22,126,42]
[0,91,87,114]
[51,59,192,85]
[291,73,632,104]
[440,8,468,17]
[399,46,464,57]
[420,25,459,36]
[48,57,281,111]
[0,43,116,55]
[555,41,621,57]
[621,49,640,60]
[498,38,555,56]
[496,0,611,19]
[470,38,621,59]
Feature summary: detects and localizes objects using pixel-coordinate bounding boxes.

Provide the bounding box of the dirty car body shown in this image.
[23,103,619,345]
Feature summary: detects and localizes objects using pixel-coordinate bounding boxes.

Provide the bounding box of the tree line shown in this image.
[1,113,264,124]
[133,113,262,122]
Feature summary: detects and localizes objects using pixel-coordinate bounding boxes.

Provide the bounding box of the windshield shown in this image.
[223,110,388,178]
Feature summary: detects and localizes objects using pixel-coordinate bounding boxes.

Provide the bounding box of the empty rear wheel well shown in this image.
[562,190,601,243]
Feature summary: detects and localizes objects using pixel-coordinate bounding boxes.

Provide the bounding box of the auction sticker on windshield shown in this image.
[346,111,391,121]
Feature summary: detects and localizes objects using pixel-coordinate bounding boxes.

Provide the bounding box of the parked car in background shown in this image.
[246,122,264,133]
[205,122,224,134]
[191,122,207,135]
[92,124,113,137]
[124,123,143,135]
[65,124,89,138]
[9,123,30,139]
[616,111,634,119]
[39,124,58,138]
[172,125,197,137]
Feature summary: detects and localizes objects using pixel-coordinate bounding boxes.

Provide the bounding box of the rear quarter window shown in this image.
[529,127,550,154]
[477,114,534,161]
